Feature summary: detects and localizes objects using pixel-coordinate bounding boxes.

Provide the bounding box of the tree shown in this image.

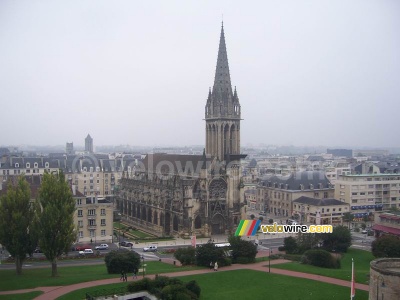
[0,176,36,275]
[283,236,298,254]
[34,171,76,277]
[321,225,351,253]
[296,232,320,253]
[105,250,141,273]
[342,212,353,229]
[228,235,258,264]
[372,235,400,258]
[250,214,255,220]
[195,242,230,267]
[258,216,264,222]
[174,247,196,265]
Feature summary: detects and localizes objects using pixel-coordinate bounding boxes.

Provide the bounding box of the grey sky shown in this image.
[1,0,399,148]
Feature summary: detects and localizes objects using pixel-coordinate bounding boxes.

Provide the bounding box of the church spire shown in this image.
[213,23,232,96]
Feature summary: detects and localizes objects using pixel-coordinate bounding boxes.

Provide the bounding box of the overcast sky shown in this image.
[1,0,399,149]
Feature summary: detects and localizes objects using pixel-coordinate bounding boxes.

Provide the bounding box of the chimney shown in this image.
[72,184,76,196]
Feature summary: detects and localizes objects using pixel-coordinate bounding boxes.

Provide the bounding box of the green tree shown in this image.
[342,212,353,229]
[372,235,400,258]
[195,242,229,267]
[296,232,320,253]
[321,225,351,253]
[228,235,258,264]
[105,250,141,274]
[34,171,76,277]
[0,176,36,275]
[250,214,255,220]
[283,236,298,254]
[174,247,196,265]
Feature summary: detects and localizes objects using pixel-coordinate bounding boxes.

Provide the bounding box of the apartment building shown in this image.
[74,188,114,244]
[372,211,400,237]
[335,174,400,217]
[257,171,335,218]
[292,196,350,225]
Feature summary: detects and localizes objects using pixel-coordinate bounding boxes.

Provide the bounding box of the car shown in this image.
[259,212,266,216]
[34,247,42,253]
[95,244,109,250]
[74,244,92,251]
[79,249,94,255]
[361,230,368,234]
[143,245,157,252]
[119,241,134,247]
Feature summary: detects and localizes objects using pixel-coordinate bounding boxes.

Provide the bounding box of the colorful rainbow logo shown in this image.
[234,220,261,236]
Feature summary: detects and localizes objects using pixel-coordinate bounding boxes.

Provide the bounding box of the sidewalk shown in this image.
[0,258,369,299]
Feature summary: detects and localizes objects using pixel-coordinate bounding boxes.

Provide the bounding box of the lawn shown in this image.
[0,261,203,291]
[57,269,369,300]
[272,248,374,284]
[0,292,43,300]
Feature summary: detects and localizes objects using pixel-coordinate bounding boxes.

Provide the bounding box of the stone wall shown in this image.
[369,258,400,300]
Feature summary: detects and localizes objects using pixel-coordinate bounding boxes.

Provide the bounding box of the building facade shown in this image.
[116,25,245,237]
[334,174,400,217]
[85,134,93,153]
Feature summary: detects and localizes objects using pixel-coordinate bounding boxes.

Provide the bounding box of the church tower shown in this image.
[205,23,241,162]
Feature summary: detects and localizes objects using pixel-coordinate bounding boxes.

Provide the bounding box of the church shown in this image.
[116,24,246,237]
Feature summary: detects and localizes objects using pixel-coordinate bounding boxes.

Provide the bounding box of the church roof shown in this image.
[140,153,212,176]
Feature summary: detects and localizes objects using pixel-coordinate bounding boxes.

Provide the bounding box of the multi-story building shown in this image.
[85,134,94,153]
[257,171,335,218]
[66,142,74,155]
[73,186,114,244]
[334,174,400,217]
[292,196,350,225]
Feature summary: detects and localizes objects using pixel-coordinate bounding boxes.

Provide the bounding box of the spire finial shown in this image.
[222,14,224,28]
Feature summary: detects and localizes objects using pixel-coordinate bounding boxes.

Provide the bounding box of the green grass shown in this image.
[0,261,203,291]
[0,292,43,300]
[272,248,374,284]
[57,269,369,300]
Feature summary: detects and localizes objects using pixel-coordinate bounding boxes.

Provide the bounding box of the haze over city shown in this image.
[1,0,399,148]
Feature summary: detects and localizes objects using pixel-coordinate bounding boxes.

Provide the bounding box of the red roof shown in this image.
[372,224,400,236]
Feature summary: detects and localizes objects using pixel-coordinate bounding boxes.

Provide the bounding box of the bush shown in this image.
[321,225,351,253]
[185,280,201,297]
[283,254,302,262]
[174,247,196,265]
[195,242,229,267]
[228,236,258,264]
[301,249,340,269]
[278,246,285,251]
[372,235,400,258]
[104,250,141,274]
[283,236,298,254]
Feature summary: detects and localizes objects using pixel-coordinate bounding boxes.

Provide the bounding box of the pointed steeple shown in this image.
[213,23,232,96]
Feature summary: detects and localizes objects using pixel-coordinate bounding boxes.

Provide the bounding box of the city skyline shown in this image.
[1,1,399,148]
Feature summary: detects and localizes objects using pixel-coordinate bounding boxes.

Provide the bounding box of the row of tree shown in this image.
[0,171,76,276]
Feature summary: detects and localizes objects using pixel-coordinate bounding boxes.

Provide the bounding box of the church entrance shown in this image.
[211,214,225,235]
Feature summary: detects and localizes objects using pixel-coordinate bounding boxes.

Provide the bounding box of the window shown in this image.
[77,199,82,205]
[360,192,365,195]
[327,209,330,212]
[79,231,83,238]
[314,192,319,198]
[89,219,96,226]
[101,209,106,215]
[88,209,95,216]
[352,200,358,203]
[339,208,342,211]
[90,230,95,237]
[97,173,99,177]
[101,219,106,226]
[26,163,30,168]
[352,192,358,196]
[78,210,83,217]
[333,208,336,212]
[78,220,83,227]
[97,180,99,184]
[368,185,374,189]
[101,230,106,236]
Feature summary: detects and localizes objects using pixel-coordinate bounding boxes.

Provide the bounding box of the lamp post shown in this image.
[141,255,145,278]
[268,247,271,273]
[118,213,122,249]
[376,274,385,300]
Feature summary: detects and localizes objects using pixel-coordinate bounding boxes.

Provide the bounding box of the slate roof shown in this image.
[293,196,347,206]
[260,171,332,190]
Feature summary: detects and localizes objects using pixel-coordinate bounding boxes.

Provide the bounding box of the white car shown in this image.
[79,249,94,255]
[95,244,109,250]
[143,245,157,252]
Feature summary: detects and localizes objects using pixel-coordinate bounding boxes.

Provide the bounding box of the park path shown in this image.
[0,258,369,299]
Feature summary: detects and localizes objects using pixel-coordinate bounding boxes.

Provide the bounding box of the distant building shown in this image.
[258,171,335,218]
[327,149,352,158]
[292,196,350,225]
[334,174,400,216]
[353,149,389,157]
[85,134,93,153]
[66,142,74,155]
[372,211,400,237]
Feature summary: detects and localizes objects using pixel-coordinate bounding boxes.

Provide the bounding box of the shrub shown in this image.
[301,249,340,269]
[104,250,141,274]
[283,254,302,262]
[195,242,229,267]
[278,246,285,251]
[283,236,298,254]
[372,235,400,258]
[174,247,196,265]
[185,280,201,297]
[228,235,258,264]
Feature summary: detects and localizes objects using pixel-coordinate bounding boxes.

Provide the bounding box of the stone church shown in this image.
[116,24,246,237]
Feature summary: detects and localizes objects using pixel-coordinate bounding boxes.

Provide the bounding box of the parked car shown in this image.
[95,244,109,250]
[34,247,42,253]
[79,249,94,255]
[119,241,134,247]
[143,245,157,252]
[73,244,92,251]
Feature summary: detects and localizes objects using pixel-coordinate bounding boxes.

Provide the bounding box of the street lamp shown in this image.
[376,274,385,300]
[118,213,122,249]
[268,247,271,273]
[141,255,145,278]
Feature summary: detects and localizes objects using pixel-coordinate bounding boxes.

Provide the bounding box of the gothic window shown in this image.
[173,215,179,232]
[209,179,227,199]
